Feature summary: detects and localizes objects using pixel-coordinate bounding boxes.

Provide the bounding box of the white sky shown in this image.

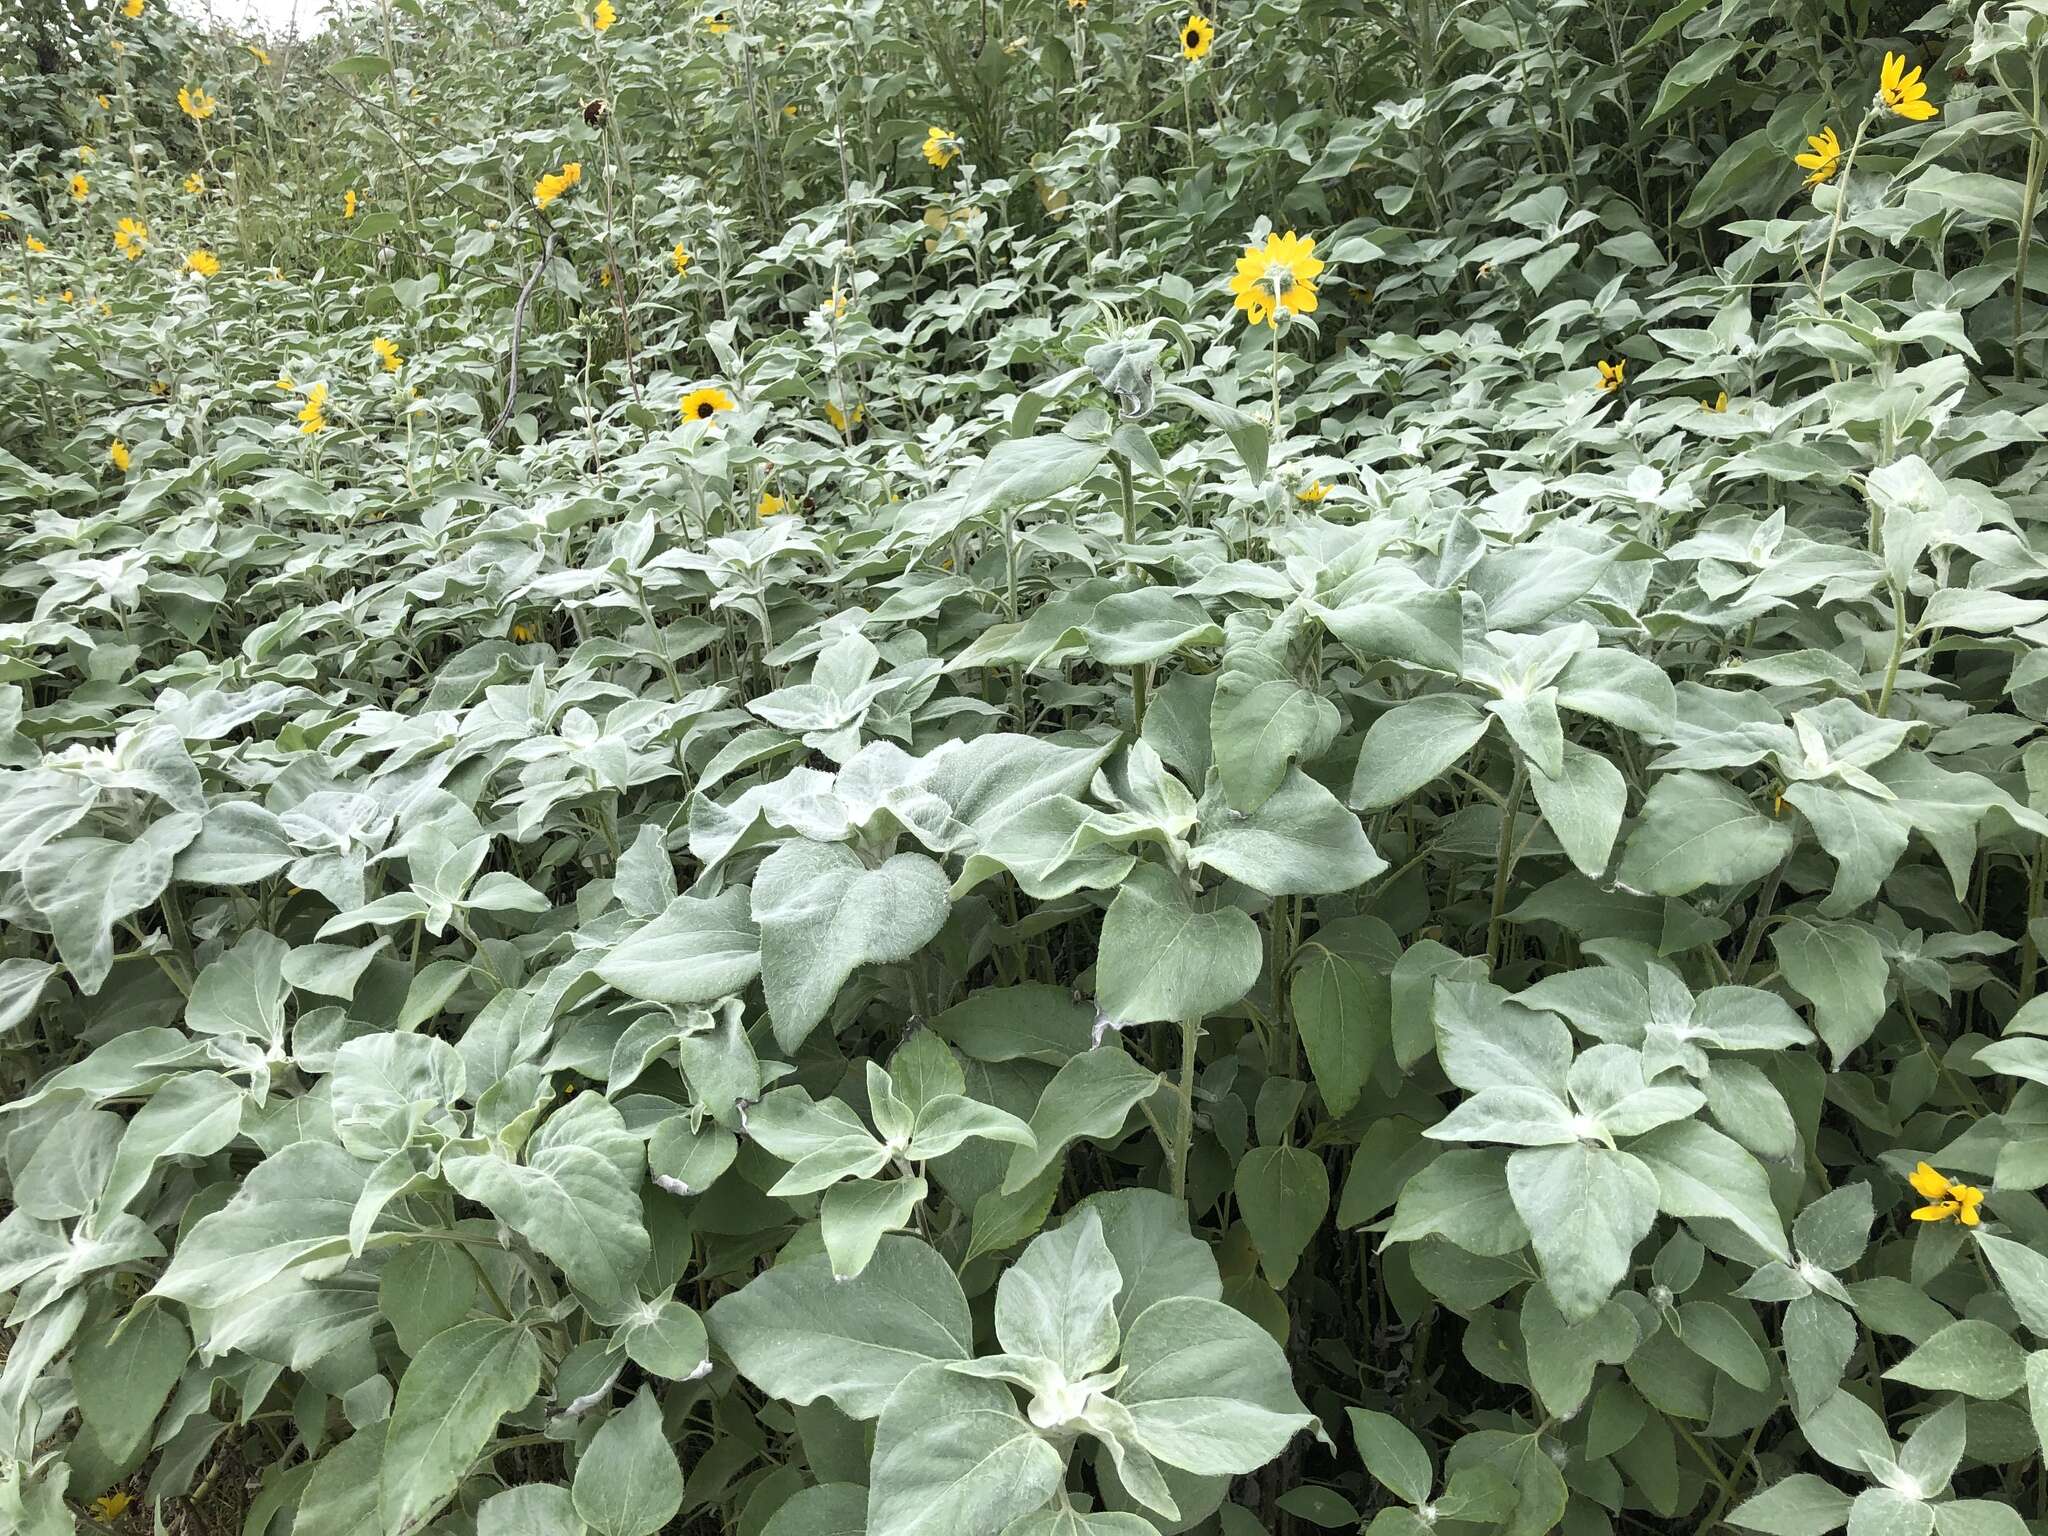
[175,0,334,37]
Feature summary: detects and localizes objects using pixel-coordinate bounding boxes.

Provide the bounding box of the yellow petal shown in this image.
[1908,1161,1950,1199]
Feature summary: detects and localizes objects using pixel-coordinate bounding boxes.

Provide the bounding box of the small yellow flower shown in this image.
[275,374,294,389]
[113,217,147,259]
[1297,480,1330,503]
[1069,0,1087,10]
[593,0,617,29]
[69,173,88,202]
[25,235,46,253]
[1228,230,1322,329]
[706,10,732,32]
[184,248,219,277]
[599,264,614,287]
[680,385,736,423]
[1880,51,1937,122]
[110,439,130,472]
[825,399,863,433]
[1795,126,1842,187]
[248,44,271,64]
[922,126,961,170]
[297,382,329,434]
[1908,1161,1983,1226]
[672,242,691,273]
[184,172,204,196]
[97,94,110,108]
[1703,390,1728,412]
[533,162,583,209]
[511,622,537,643]
[372,336,402,372]
[1595,358,1626,392]
[61,289,73,302]
[91,1492,132,1521]
[178,85,217,121]
[820,288,847,319]
[1179,11,1213,60]
[783,103,797,118]
[757,489,787,518]
[343,188,358,218]
[123,0,144,16]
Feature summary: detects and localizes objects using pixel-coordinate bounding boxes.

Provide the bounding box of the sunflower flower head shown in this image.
[825,399,863,434]
[25,235,47,253]
[123,0,144,16]
[922,126,962,170]
[680,384,736,424]
[110,439,130,472]
[1297,480,1330,503]
[1879,51,1937,121]
[533,162,583,209]
[178,85,217,121]
[184,248,219,278]
[593,0,617,28]
[820,288,847,319]
[343,187,358,218]
[673,242,691,273]
[372,336,402,372]
[1595,358,1626,392]
[90,1492,132,1522]
[1703,390,1728,412]
[1908,1161,1984,1226]
[511,622,537,643]
[248,44,271,64]
[69,173,89,202]
[297,381,329,434]
[1227,229,1322,329]
[757,489,787,518]
[706,10,732,32]
[184,171,204,196]
[113,217,147,259]
[1180,11,1213,60]
[1795,126,1842,187]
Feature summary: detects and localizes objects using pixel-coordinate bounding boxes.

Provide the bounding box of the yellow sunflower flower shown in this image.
[673,242,691,273]
[706,10,732,32]
[1702,390,1728,412]
[1879,51,1937,121]
[594,0,617,27]
[184,248,219,277]
[110,439,130,472]
[372,336,402,372]
[113,217,147,259]
[178,85,217,121]
[757,489,787,518]
[680,385,736,423]
[1595,358,1626,392]
[1908,1161,1984,1227]
[275,374,294,389]
[1297,481,1330,503]
[248,44,271,64]
[820,288,847,319]
[25,235,46,253]
[69,173,89,202]
[122,0,143,16]
[1227,229,1322,329]
[298,382,329,434]
[1179,11,1213,60]
[91,1492,132,1521]
[1795,126,1842,187]
[343,188,357,218]
[825,399,863,433]
[922,126,961,169]
[511,622,537,643]
[533,162,583,209]
[184,172,204,196]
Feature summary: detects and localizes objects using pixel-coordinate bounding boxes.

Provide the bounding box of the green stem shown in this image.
[1485,750,1528,970]
[1168,1014,1202,1199]
[1817,109,1876,308]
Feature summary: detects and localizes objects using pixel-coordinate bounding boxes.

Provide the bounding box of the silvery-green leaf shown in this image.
[186,930,291,1047]
[153,1140,370,1311]
[822,1176,928,1279]
[1615,772,1791,896]
[867,1364,1065,1536]
[1069,1188,1222,1328]
[1189,767,1385,896]
[99,1071,245,1213]
[25,813,200,997]
[1505,1143,1659,1322]
[1234,1146,1328,1288]
[615,1297,709,1380]
[573,1386,684,1536]
[1001,1047,1161,1195]
[747,1089,890,1195]
[706,1236,972,1419]
[71,1304,190,1464]
[1114,1296,1318,1475]
[380,1318,542,1536]
[480,1485,590,1536]
[1631,1119,1790,1263]
[995,1208,1122,1377]
[1528,743,1626,879]
[753,839,952,1050]
[1520,1285,1639,1418]
[596,889,762,1006]
[1349,694,1492,811]
[1727,1474,1852,1535]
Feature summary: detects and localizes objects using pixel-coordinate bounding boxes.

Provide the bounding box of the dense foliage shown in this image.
[8,0,2048,1533]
